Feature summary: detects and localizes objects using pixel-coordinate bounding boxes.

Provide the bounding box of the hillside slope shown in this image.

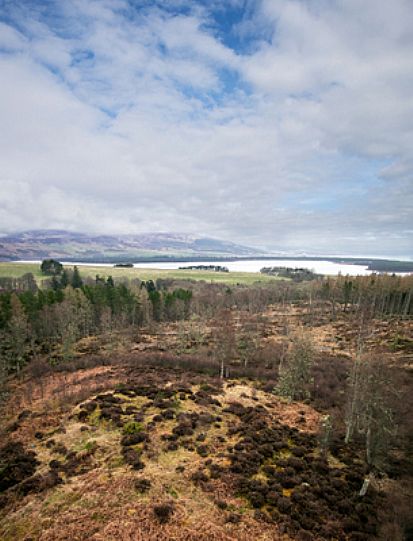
[0,230,263,262]
[0,362,381,541]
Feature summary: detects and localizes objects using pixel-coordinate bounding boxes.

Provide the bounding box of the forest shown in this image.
[0,263,412,540]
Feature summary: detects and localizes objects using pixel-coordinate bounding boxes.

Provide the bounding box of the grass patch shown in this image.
[70,433,98,453]
[88,407,101,427]
[90,511,106,522]
[0,262,285,286]
[0,518,43,541]
[122,421,144,435]
[226,503,248,514]
[42,488,82,512]
[166,486,179,498]
[0,262,45,281]
[107,455,125,469]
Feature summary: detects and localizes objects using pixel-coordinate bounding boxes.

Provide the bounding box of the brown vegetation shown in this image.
[0,282,412,540]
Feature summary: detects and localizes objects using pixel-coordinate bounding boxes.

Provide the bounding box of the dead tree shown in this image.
[212,309,236,379]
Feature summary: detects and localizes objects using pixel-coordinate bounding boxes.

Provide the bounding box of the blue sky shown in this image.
[0,0,412,257]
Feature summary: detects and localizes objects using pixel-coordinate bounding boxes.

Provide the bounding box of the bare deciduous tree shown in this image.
[345,354,397,468]
[212,309,236,379]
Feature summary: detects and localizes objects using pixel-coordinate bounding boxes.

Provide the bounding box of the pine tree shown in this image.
[60,269,69,288]
[71,266,83,289]
[275,331,314,401]
[50,275,61,291]
[4,294,31,372]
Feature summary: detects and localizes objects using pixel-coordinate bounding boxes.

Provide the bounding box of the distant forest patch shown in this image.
[365,260,413,273]
[260,266,321,282]
[178,265,229,273]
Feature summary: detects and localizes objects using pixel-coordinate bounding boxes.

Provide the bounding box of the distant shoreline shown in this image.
[8,256,413,274]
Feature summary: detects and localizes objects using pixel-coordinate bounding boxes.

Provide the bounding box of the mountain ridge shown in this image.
[0,230,264,262]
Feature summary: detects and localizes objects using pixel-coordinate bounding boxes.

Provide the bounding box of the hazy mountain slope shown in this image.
[0,230,263,262]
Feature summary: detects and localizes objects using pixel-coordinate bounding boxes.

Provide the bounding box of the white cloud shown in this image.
[0,21,27,50]
[0,0,412,257]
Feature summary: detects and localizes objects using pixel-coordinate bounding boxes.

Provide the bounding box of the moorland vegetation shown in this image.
[0,262,412,540]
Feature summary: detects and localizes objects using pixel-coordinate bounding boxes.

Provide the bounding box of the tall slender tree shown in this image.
[275,331,314,401]
[71,266,83,289]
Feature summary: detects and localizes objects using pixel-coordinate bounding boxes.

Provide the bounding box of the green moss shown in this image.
[122,421,144,435]
[88,407,101,426]
[166,486,179,498]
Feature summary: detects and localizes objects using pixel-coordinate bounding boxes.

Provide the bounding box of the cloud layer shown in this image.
[0,0,412,257]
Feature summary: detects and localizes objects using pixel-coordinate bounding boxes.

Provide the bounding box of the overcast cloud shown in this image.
[0,0,412,257]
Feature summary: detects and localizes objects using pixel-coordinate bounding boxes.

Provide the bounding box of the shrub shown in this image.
[173,424,194,437]
[121,432,147,446]
[166,442,179,452]
[249,491,266,508]
[161,409,175,420]
[134,478,151,493]
[0,441,39,491]
[196,444,209,457]
[153,503,174,523]
[226,513,241,523]
[122,448,144,470]
[191,470,209,484]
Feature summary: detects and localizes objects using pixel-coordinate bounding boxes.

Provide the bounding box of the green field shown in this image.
[0,262,283,286]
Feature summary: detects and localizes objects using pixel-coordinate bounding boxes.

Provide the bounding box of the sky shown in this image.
[0,0,412,258]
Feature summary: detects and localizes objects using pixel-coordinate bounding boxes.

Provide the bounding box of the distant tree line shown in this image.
[40,259,63,275]
[260,266,321,282]
[318,274,413,318]
[178,265,229,273]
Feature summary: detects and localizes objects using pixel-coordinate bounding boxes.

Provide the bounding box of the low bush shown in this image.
[153,503,174,524]
[134,478,151,493]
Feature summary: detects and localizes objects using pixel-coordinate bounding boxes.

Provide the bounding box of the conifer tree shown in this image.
[275,331,314,401]
[60,269,69,288]
[71,266,83,289]
[4,294,31,372]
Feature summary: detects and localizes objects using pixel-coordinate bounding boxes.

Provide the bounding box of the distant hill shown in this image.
[0,230,263,262]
